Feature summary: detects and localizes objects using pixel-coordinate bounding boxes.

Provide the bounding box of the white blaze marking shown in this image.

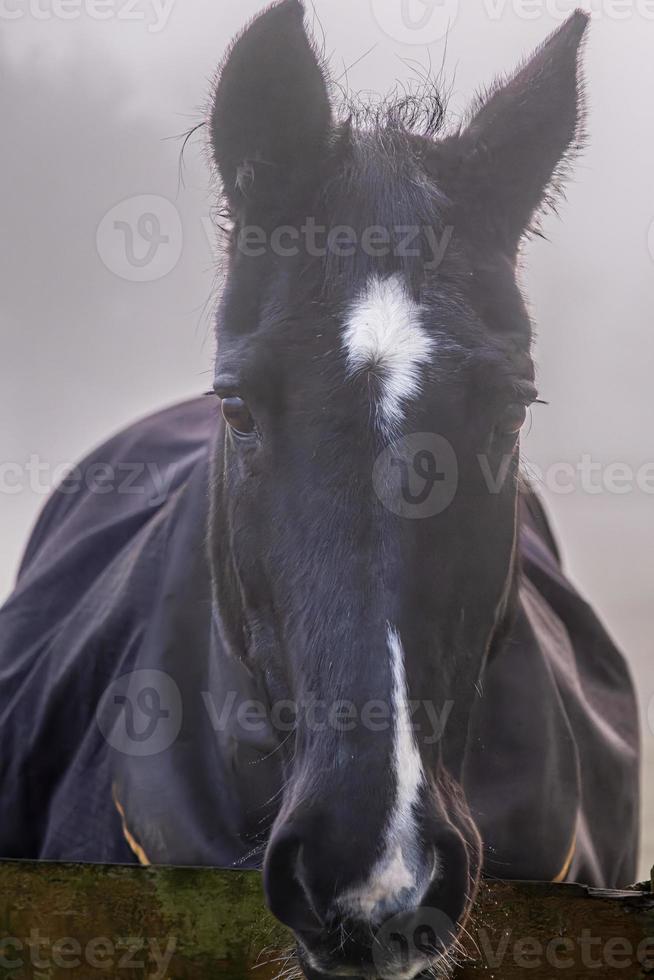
[343,274,435,433]
[340,625,431,922]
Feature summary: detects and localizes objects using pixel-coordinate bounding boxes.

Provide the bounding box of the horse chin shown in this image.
[296,943,457,980]
[293,860,482,980]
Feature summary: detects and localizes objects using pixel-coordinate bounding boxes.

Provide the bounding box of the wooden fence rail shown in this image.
[0,861,652,979]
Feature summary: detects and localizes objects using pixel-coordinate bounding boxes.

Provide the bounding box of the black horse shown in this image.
[0,3,640,978]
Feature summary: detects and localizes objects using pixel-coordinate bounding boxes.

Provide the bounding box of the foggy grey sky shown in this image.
[2,0,653,872]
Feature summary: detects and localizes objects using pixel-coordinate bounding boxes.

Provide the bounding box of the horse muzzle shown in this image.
[263,790,480,980]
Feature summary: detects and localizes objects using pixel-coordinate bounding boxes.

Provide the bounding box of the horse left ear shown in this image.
[211,0,332,219]
[440,10,589,253]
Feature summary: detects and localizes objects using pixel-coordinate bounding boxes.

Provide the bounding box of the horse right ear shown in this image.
[211,0,332,220]
[438,10,588,255]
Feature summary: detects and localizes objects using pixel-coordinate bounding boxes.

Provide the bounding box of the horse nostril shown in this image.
[263,828,325,936]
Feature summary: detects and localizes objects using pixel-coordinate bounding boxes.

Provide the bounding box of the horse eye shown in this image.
[221,396,256,436]
[497,403,527,437]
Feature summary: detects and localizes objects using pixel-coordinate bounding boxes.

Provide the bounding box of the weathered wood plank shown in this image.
[0,861,652,979]
[457,879,654,979]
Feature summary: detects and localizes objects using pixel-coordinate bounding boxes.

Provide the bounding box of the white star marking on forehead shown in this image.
[342,273,435,434]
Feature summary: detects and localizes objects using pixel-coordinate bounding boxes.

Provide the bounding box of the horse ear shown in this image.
[211,0,332,218]
[441,10,589,253]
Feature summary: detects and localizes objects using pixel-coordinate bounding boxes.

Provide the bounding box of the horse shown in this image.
[0,3,640,978]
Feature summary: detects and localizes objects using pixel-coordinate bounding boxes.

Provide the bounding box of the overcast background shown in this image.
[1,0,652,879]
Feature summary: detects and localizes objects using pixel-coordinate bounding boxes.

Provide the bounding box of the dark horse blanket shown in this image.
[0,396,640,885]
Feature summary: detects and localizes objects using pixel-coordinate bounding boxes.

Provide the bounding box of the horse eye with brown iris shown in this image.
[497,403,528,438]
[221,396,256,437]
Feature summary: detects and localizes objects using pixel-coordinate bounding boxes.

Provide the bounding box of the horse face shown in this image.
[209,3,587,976]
